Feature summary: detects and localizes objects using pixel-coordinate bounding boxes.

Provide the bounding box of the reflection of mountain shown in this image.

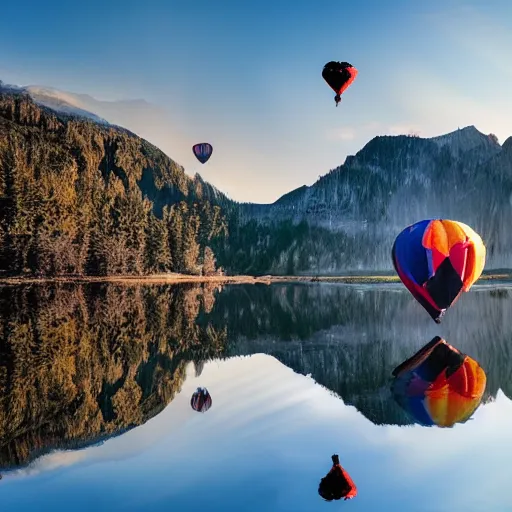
[212,283,512,424]
[0,283,227,471]
[2,281,512,471]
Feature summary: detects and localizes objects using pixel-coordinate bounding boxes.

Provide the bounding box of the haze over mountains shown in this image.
[0,80,187,172]
[1,79,512,275]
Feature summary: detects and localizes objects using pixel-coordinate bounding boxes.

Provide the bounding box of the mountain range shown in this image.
[235,125,512,273]
[1,79,511,276]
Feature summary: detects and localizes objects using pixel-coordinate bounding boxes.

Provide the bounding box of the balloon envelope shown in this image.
[190,386,212,413]
[322,61,358,97]
[392,219,486,322]
[192,143,213,164]
[391,337,486,427]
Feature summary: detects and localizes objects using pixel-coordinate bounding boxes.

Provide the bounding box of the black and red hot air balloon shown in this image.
[322,61,358,107]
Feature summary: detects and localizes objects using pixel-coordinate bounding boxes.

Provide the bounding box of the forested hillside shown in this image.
[0,87,230,277]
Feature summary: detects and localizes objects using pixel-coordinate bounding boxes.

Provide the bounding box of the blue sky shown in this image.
[1,0,511,203]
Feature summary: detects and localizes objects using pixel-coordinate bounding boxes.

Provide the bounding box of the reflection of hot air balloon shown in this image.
[322,61,358,107]
[190,387,212,413]
[318,454,357,501]
[392,219,486,323]
[391,337,486,428]
[192,143,213,164]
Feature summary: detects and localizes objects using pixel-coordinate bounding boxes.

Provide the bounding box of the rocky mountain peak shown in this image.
[430,125,501,157]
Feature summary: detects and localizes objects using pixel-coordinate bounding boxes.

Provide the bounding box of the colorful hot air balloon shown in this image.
[392,219,486,323]
[322,61,358,107]
[318,454,357,501]
[192,143,213,164]
[190,387,212,413]
[391,337,487,428]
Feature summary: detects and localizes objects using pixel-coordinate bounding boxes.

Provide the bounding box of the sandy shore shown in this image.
[0,272,511,286]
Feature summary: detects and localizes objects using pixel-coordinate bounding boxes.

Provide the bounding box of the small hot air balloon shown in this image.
[191,386,212,413]
[192,143,213,164]
[322,61,358,107]
[392,219,486,323]
[318,454,357,501]
[391,337,486,428]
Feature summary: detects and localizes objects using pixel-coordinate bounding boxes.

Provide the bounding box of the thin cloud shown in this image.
[326,122,386,142]
[389,67,511,142]
[433,4,512,80]
[328,122,424,143]
[326,127,356,141]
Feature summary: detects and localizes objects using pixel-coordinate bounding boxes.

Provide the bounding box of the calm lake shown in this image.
[0,281,510,511]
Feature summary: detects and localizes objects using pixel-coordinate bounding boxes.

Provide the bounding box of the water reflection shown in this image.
[0,283,226,472]
[1,354,511,511]
[222,283,512,424]
[190,387,212,413]
[318,454,357,501]
[0,282,511,511]
[391,336,486,427]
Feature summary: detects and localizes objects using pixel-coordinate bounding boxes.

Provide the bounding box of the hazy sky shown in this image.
[1,0,511,203]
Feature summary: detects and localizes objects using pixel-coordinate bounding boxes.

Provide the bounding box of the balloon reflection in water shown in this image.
[190,387,212,413]
[318,454,357,501]
[391,336,486,427]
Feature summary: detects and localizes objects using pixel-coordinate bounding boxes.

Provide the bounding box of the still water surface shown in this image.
[0,282,511,511]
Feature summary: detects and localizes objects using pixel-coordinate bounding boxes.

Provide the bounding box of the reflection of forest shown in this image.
[2,282,512,471]
[0,283,227,471]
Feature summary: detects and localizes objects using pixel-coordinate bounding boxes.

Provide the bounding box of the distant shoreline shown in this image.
[0,272,511,286]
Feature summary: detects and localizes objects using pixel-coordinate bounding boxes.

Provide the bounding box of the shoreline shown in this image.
[0,272,511,286]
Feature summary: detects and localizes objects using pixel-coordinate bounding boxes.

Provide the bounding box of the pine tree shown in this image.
[167,203,185,272]
[182,203,201,274]
[202,246,216,276]
[145,213,171,273]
